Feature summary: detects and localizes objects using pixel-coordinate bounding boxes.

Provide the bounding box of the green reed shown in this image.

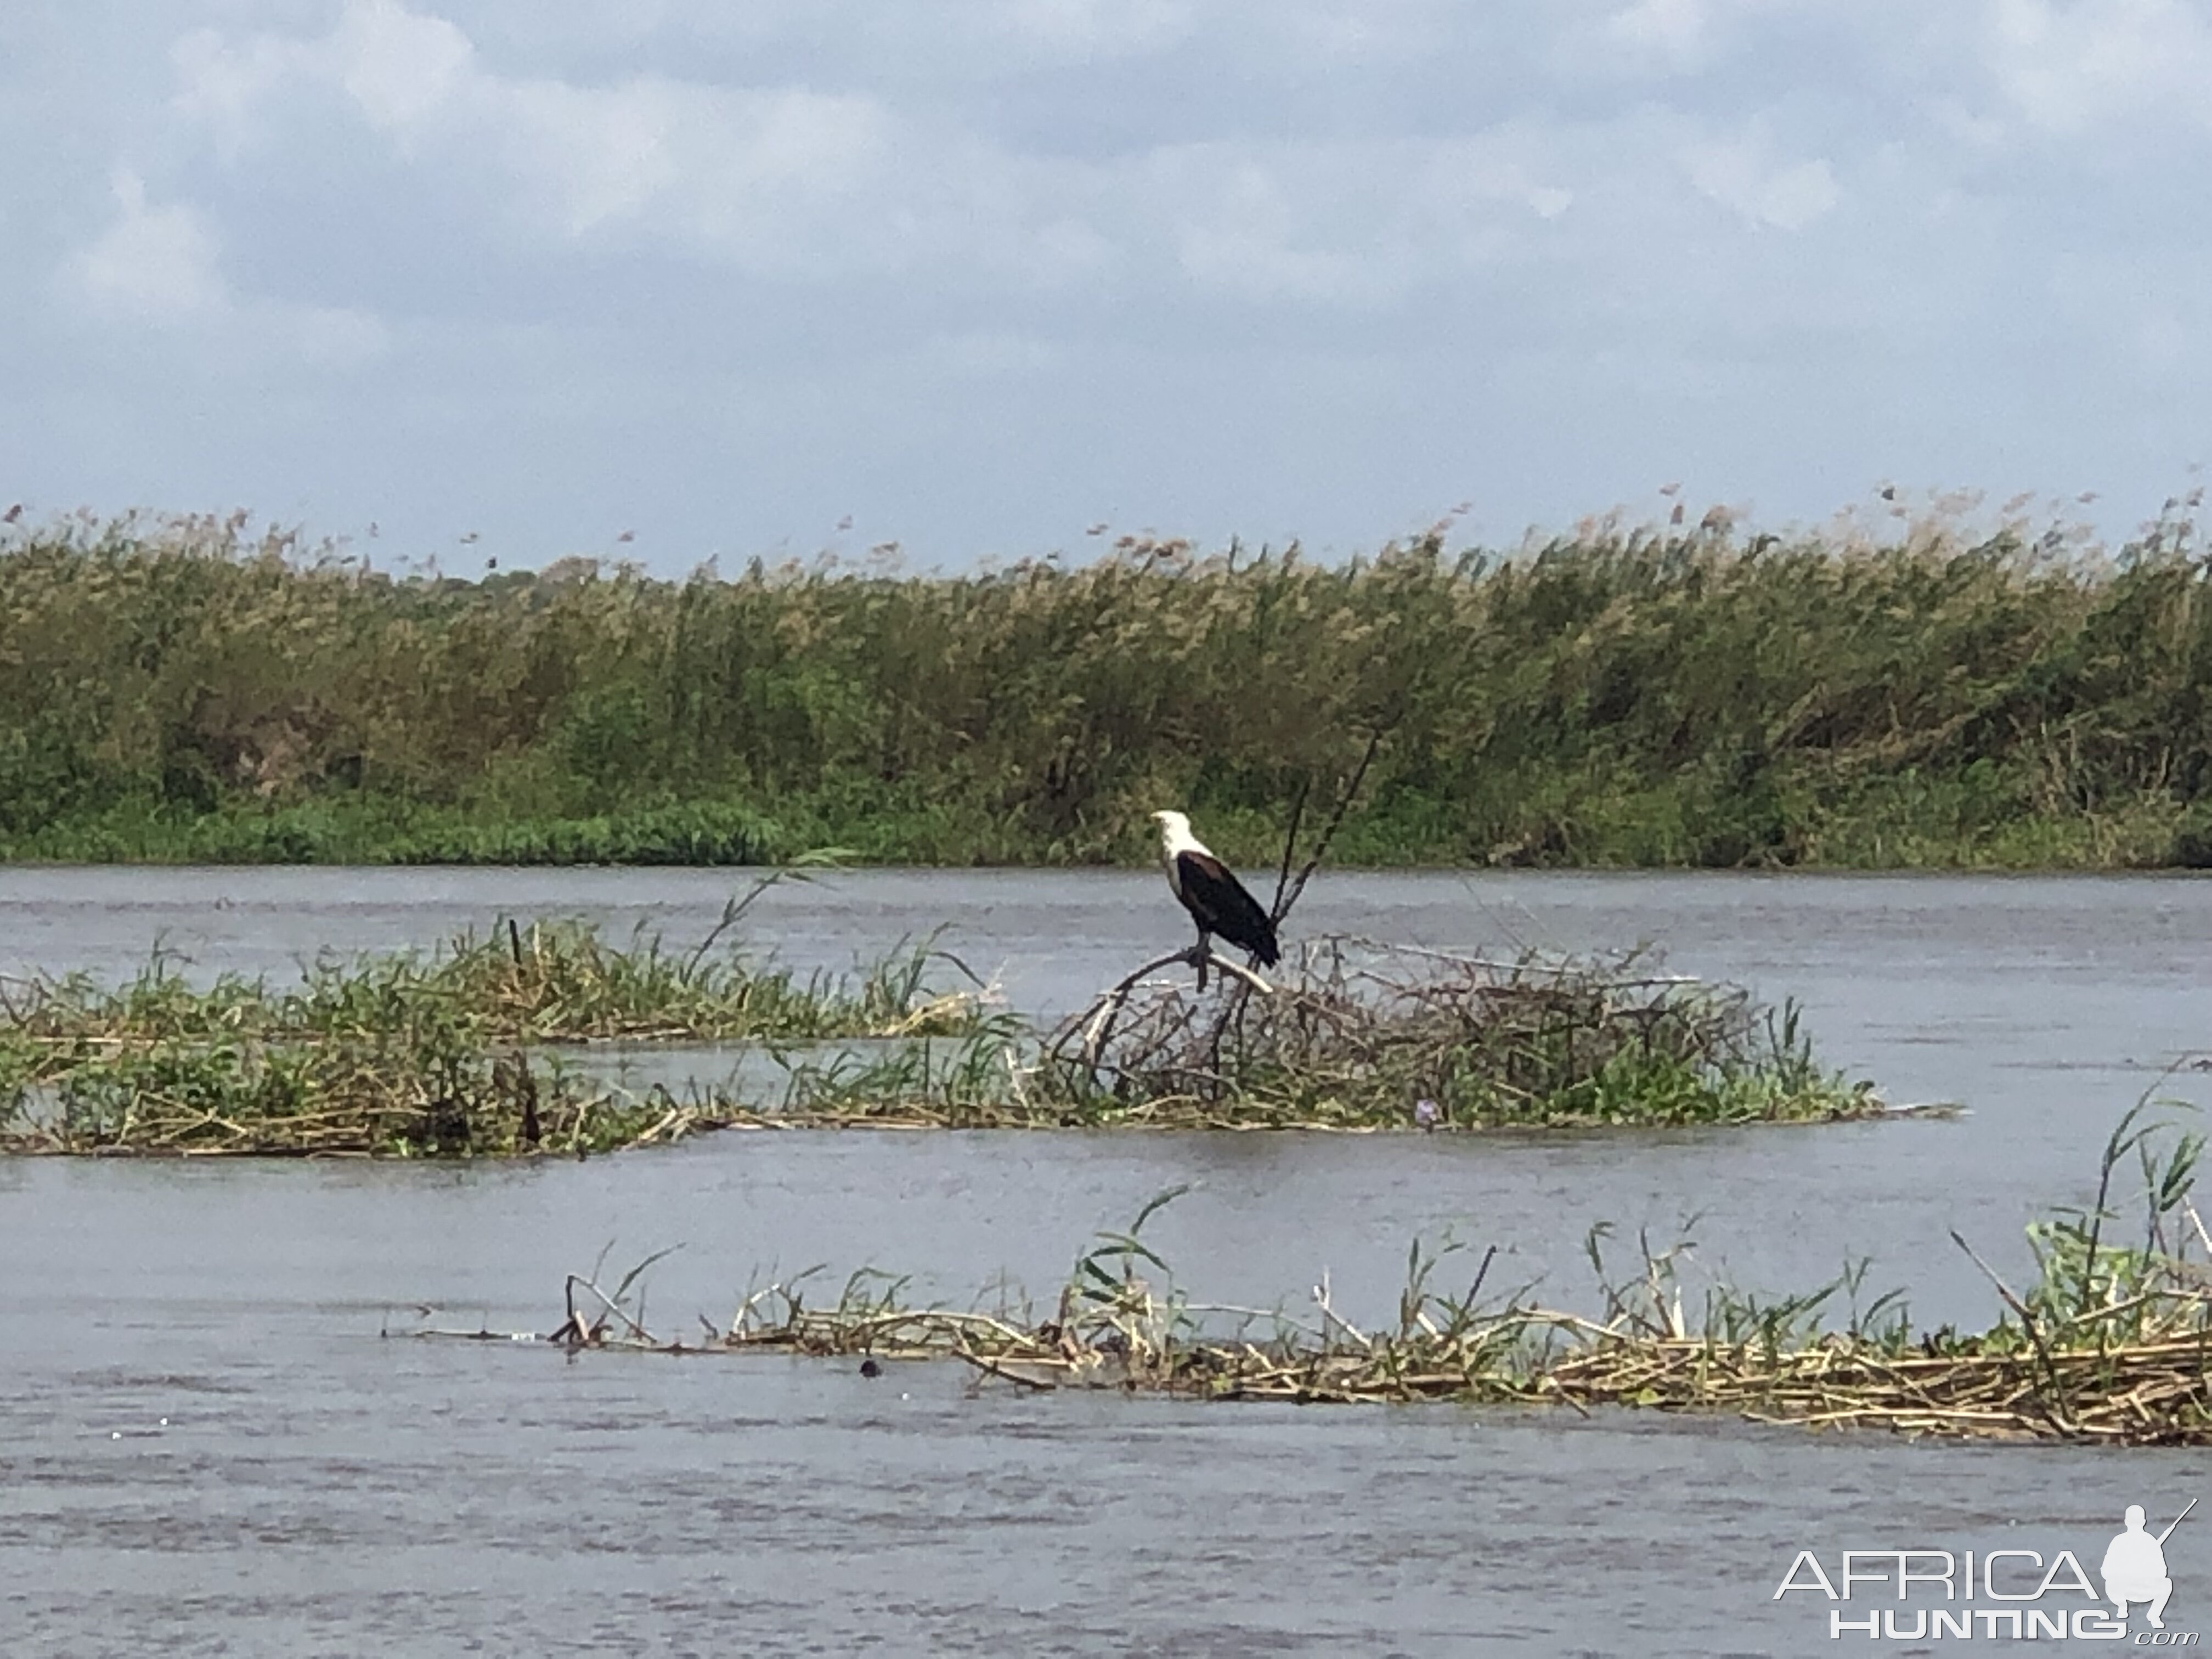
[0,922,979,1056]
[3,492,2208,868]
[0,881,989,1153]
[10,1037,665,1158]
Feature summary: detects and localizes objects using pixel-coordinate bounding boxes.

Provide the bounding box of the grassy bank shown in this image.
[510,1103,2212,1444]
[0,933,1874,1152]
[2,495,2209,868]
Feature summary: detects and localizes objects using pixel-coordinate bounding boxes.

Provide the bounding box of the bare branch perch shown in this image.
[1273,726,1385,927]
[1057,944,1275,1080]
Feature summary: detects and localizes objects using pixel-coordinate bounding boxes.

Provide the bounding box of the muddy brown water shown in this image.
[3,868,2209,1655]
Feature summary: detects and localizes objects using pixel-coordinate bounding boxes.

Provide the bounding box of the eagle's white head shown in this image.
[1149,809,1204,859]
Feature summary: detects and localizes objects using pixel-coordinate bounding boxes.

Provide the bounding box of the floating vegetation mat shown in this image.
[782,936,1884,1130]
[0,900,981,1051]
[0,876,988,1154]
[0,1041,691,1158]
[420,1104,2212,1444]
[2,932,1885,1153]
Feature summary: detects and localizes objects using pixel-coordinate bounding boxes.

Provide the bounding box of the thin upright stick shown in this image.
[1949,1229,2076,1436]
[1269,777,1311,921]
[1274,727,1384,926]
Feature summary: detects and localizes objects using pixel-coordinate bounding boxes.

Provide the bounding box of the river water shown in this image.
[3,867,2209,1655]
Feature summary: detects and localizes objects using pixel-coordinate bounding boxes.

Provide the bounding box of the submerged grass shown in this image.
[504,1099,2212,1444]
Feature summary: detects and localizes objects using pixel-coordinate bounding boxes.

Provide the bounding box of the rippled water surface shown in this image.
[4,867,2209,1655]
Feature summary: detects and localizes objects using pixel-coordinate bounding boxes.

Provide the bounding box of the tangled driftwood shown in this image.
[1036,935,1874,1128]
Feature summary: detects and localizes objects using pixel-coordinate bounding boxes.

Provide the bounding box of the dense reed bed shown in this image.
[3,493,2207,867]
[503,1103,2212,1443]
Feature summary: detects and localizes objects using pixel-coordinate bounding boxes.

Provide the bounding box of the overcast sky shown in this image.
[4,1,2208,571]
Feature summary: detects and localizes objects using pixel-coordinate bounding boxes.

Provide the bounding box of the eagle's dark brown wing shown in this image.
[1174,850,1280,966]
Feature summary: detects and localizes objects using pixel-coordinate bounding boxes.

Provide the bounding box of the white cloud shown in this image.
[1984,0,2212,134]
[71,170,227,322]
[1685,131,1840,230]
[334,0,476,144]
[171,3,984,274]
[1577,0,1792,76]
[60,169,391,368]
[1151,134,1579,306]
[171,30,308,157]
[10,0,2209,562]
[983,0,1194,54]
[479,76,896,242]
[1171,168,1396,306]
[159,0,1592,301]
[1605,0,1718,65]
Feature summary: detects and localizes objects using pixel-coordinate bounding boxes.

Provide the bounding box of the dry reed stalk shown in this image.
[454,1263,2212,1443]
[447,1099,2212,1444]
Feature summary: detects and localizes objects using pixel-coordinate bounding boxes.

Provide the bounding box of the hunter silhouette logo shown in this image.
[2104,1501,2192,1629]
[1775,1498,2200,1642]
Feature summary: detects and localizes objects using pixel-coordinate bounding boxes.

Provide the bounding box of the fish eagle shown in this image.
[1150,810,1281,967]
